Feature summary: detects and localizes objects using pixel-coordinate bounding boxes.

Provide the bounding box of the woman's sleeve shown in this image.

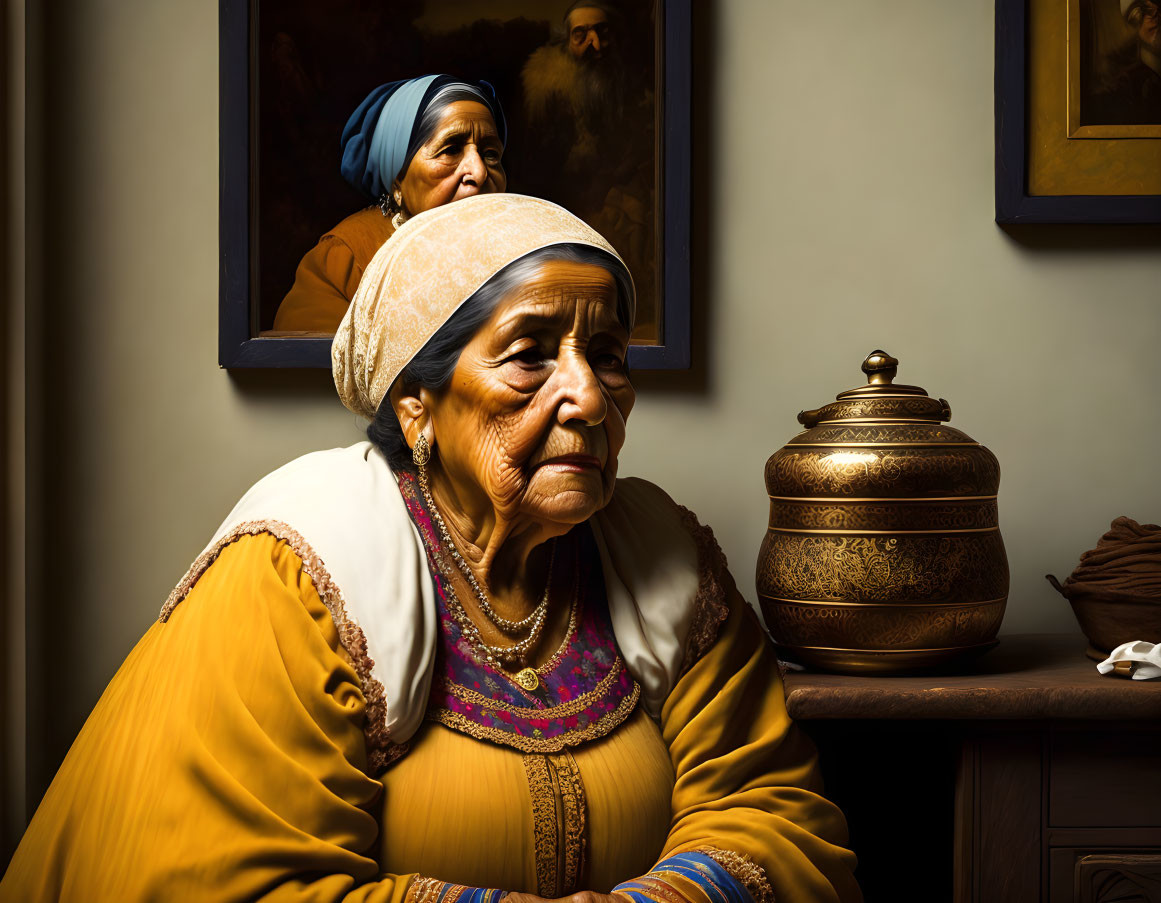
[271,235,362,333]
[618,568,861,903]
[0,533,491,903]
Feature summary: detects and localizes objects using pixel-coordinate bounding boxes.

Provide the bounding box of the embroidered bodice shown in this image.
[396,472,641,753]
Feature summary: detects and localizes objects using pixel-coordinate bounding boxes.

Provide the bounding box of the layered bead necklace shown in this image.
[418,464,573,691]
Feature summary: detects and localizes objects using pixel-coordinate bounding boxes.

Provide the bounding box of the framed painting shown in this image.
[995,0,1161,223]
[219,0,690,368]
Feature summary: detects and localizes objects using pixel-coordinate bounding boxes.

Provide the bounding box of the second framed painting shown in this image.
[995,0,1161,222]
[220,0,690,369]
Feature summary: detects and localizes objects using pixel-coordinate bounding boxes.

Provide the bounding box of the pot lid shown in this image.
[798,350,952,428]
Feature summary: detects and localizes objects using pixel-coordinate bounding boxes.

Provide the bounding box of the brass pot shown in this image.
[757,350,1009,674]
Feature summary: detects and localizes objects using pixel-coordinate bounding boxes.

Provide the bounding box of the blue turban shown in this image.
[340,75,508,202]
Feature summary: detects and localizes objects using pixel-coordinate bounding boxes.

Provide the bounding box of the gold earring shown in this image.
[412,433,431,468]
[391,191,408,230]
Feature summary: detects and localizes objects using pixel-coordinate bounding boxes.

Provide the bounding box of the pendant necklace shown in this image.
[419,468,555,666]
[509,561,579,692]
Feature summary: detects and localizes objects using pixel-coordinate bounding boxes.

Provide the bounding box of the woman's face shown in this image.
[397,101,507,215]
[426,260,634,531]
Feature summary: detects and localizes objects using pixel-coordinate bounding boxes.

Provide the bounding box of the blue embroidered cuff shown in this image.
[614,851,753,903]
[407,877,505,903]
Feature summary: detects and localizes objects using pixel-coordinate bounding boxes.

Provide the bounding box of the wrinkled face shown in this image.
[567,7,611,60]
[397,101,506,215]
[429,260,634,529]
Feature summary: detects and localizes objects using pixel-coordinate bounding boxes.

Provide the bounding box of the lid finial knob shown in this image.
[862,350,899,386]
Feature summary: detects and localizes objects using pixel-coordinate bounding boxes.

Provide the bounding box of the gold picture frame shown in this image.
[1027,0,1161,198]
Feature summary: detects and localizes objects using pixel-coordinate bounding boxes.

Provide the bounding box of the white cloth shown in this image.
[165,442,700,746]
[1097,640,1161,680]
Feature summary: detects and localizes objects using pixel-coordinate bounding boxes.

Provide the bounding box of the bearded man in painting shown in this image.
[518,1,656,333]
[520,1,645,216]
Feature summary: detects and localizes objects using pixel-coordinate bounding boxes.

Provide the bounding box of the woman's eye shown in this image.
[484,150,502,164]
[431,140,464,158]
[508,347,547,367]
[593,352,625,370]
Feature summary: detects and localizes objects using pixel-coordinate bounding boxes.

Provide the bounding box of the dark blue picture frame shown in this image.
[994,0,1161,224]
[219,0,692,369]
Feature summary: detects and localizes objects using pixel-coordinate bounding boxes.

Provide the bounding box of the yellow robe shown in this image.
[1,533,859,902]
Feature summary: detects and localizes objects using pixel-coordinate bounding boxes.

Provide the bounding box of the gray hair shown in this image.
[413,84,496,154]
[555,1,619,41]
[368,244,634,472]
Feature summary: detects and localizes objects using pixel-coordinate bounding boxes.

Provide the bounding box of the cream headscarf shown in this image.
[332,193,634,421]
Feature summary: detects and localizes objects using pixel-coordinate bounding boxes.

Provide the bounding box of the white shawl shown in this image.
[161,442,723,768]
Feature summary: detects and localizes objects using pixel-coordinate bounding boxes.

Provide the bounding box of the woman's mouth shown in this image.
[538,454,602,473]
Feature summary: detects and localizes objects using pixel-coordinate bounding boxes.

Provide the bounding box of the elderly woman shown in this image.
[272,74,507,333]
[2,195,859,903]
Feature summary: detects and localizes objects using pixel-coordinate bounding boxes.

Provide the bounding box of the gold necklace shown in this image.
[415,480,580,689]
[418,466,553,655]
[441,554,555,667]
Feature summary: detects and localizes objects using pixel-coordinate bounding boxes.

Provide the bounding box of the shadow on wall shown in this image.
[228,368,338,402]
[999,223,1161,254]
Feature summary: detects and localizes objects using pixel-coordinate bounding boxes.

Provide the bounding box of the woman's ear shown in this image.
[389,381,436,451]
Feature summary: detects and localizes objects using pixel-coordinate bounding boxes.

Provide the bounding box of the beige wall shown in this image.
[24,0,1161,803]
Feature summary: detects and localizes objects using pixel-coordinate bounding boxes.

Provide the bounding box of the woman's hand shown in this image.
[505,892,634,903]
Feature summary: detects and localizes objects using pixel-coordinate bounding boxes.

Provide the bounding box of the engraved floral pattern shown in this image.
[756,532,1010,603]
[762,598,1006,648]
[764,447,1001,497]
[805,396,949,424]
[768,499,998,532]
[791,423,975,445]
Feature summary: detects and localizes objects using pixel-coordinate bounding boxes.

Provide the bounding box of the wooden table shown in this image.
[782,634,1161,903]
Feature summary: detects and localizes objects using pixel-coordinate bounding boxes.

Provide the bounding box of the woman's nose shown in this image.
[459,146,487,186]
[557,356,606,427]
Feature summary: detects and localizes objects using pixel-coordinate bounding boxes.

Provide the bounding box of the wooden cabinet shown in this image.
[782,635,1161,903]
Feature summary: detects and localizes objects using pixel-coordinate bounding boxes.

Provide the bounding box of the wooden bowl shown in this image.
[1063,589,1161,662]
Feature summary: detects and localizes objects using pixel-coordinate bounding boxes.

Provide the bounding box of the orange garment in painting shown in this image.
[272,206,395,333]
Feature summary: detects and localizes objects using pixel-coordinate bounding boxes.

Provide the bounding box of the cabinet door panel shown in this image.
[1049,732,1161,828]
[1050,849,1161,903]
[975,734,1043,903]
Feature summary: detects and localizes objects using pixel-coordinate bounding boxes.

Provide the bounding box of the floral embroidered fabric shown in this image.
[398,473,640,753]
